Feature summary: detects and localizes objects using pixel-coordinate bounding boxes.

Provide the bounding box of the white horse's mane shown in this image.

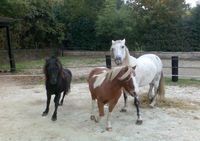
[93,66,133,89]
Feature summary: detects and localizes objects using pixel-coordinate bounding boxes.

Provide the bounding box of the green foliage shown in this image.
[96,0,137,50]
[21,0,65,48]
[0,0,200,51]
[130,0,189,51]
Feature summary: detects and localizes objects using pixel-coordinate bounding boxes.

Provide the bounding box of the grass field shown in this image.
[0,56,105,71]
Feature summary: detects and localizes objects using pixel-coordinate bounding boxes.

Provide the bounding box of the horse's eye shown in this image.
[121,46,124,48]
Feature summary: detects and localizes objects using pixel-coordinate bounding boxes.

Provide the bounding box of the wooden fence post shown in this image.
[172,56,178,82]
[105,55,111,69]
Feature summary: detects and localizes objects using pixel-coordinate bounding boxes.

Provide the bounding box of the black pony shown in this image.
[42,56,72,121]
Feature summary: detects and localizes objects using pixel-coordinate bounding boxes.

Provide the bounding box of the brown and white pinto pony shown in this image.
[87,66,142,131]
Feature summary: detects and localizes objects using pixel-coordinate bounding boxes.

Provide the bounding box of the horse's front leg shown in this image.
[95,101,104,123]
[120,92,128,112]
[134,95,143,125]
[107,98,119,131]
[52,93,61,121]
[90,99,96,121]
[42,92,51,116]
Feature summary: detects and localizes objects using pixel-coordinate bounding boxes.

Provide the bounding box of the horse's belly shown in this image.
[137,75,155,87]
[135,65,158,87]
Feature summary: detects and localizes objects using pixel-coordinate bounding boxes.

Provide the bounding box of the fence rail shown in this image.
[1,55,200,80]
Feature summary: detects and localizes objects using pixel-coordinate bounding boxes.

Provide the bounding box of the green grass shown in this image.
[59,56,104,67]
[165,77,200,86]
[0,56,104,71]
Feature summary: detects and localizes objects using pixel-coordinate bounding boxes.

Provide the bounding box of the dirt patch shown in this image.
[0,77,200,141]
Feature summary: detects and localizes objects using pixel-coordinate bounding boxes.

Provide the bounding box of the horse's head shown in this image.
[118,66,137,96]
[44,56,62,85]
[110,39,127,65]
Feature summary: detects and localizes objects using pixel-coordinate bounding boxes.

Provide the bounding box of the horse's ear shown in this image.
[122,39,126,44]
[112,40,115,44]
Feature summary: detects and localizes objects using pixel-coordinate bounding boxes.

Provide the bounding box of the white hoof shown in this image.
[106,127,112,131]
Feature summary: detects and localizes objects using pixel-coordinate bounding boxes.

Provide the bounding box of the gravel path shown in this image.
[0,77,200,141]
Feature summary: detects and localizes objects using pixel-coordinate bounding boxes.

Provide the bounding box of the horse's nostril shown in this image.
[116,56,121,60]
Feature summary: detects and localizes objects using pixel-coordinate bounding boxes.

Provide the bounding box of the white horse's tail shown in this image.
[158,71,165,100]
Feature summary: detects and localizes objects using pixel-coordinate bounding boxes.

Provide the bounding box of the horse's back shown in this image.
[64,68,72,77]
[88,67,108,82]
[137,54,162,70]
[63,68,72,91]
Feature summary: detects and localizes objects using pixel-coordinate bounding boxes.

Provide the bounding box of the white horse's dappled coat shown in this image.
[110,39,165,107]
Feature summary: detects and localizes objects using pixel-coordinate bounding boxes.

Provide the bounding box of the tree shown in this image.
[95,0,137,50]
[189,5,200,50]
[20,0,65,48]
[129,0,188,51]
[58,0,105,50]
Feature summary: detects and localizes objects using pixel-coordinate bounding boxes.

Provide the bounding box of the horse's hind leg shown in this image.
[134,95,142,125]
[42,92,51,116]
[149,86,158,108]
[120,92,128,112]
[148,83,154,103]
[59,91,66,106]
[52,94,61,121]
[149,76,160,107]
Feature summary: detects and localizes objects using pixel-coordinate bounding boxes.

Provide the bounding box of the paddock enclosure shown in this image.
[1,55,200,140]
[1,75,200,141]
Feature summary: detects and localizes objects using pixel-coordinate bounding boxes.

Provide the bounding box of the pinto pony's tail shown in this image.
[158,71,165,100]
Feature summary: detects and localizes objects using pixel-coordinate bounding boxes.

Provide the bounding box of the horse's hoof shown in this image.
[51,116,57,121]
[149,104,155,108]
[59,103,63,106]
[42,112,48,116]
[94,118,99,123]
[120,108,127,112]
[106,127,112,131]
[149,98,153,103]
[90,115,95,121]
[136,119,143,125]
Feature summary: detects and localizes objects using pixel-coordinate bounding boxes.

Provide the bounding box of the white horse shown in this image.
[110,39,165,108]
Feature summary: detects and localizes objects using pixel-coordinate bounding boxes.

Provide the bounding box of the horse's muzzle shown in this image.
[114,59,122,65]
[50,78,57,85]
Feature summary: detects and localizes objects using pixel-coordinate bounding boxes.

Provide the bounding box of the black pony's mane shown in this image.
[44,56,64,79]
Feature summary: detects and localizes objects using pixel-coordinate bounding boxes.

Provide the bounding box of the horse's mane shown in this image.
[44,56,64,79]
[124,47,137,67]
[93,66,133,89]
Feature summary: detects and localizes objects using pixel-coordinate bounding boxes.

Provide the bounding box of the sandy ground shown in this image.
[0,77,200,141]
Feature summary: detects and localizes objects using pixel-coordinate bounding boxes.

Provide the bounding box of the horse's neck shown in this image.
[123,48,137,66]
